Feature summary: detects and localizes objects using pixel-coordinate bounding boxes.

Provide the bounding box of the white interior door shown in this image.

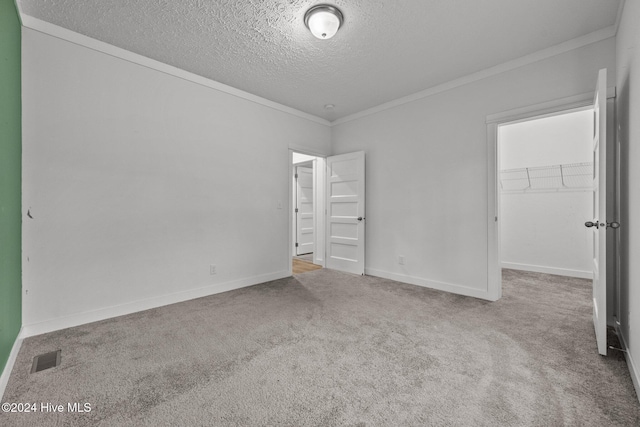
[326,151,365,275]
[296,166,314,255]
[587,68,608,356]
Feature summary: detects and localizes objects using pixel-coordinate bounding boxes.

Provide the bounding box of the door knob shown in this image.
[585,220,620,229]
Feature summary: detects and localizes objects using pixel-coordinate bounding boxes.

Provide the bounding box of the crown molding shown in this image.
[18,13,331,128]
[332,25,617,126]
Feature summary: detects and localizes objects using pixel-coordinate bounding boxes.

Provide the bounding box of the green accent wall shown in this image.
[0,0,22,374]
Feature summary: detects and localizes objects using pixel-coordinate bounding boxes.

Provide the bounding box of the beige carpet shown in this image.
[1,269,639,426]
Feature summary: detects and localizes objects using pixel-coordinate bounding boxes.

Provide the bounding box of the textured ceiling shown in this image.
[19,0,620,121]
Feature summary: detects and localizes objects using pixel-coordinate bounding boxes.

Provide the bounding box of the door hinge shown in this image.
[295,173,298,179]
[295,208,299,213]
[295,243,299,247]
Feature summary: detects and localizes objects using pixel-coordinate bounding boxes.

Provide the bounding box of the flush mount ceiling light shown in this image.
[304,4,344,40]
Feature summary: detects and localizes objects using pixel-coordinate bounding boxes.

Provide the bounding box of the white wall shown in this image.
[616,0,640,398]
[500,192,592,278]
[499,110,593,169]
[21,28,331,335]
[331,37,616,300]
[499,110,593,278]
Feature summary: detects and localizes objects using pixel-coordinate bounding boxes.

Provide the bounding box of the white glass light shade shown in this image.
[305,5,343,40]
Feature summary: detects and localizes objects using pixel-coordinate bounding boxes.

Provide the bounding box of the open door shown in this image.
[295,166,314,255]
[585,68,607,356]
[326,151,365,275]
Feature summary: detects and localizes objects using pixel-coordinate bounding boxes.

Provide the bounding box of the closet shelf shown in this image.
[500,162,592,192]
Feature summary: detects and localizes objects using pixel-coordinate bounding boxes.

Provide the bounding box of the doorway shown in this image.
[488,72,618,357]
[486,86,617,302]
[288,149,367,276]
[291,151,325,274]
[498,108,594,279]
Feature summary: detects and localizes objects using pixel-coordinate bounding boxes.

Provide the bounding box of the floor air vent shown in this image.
[31,350,61,373]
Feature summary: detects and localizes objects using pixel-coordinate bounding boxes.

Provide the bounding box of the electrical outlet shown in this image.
[398,255,406,265]
[210,264,217,275]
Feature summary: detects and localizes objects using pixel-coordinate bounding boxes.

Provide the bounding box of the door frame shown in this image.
[486,88,617,303]
[288,149,327,275]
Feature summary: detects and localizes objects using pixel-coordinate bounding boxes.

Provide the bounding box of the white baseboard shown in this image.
[501,262,592,279]
[615,322,640,404]
[365,268,494,301]
[21,271,290,338]
[0,331,23,401]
